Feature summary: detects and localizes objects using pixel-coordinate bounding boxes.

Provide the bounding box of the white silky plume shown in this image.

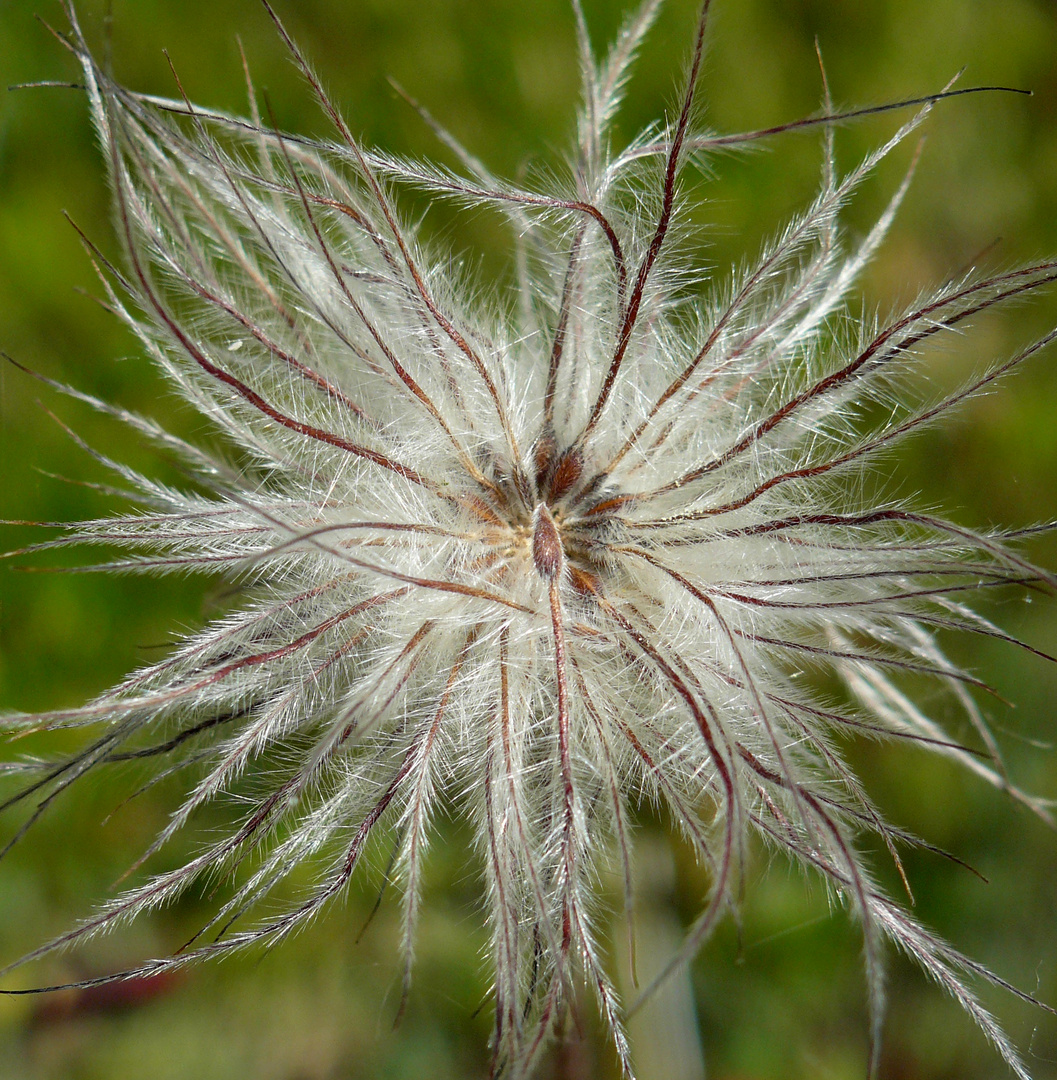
[2,2,1056,1078]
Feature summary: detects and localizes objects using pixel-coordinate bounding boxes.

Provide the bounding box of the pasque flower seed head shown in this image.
[2,1,1056,1076]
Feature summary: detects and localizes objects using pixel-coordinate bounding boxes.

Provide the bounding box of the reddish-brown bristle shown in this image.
[569,566,602,597]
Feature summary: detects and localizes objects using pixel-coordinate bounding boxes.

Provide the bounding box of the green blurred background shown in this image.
[1,1,1056,1077]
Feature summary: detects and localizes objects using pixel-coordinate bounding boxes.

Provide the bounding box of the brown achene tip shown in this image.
[531,503,564,581]
[548,449,584,501]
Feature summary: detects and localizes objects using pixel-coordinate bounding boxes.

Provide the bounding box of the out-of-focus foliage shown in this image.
[0,1,1055,1077]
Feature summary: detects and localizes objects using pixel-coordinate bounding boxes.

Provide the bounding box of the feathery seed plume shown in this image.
[2,2,1056,1077]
